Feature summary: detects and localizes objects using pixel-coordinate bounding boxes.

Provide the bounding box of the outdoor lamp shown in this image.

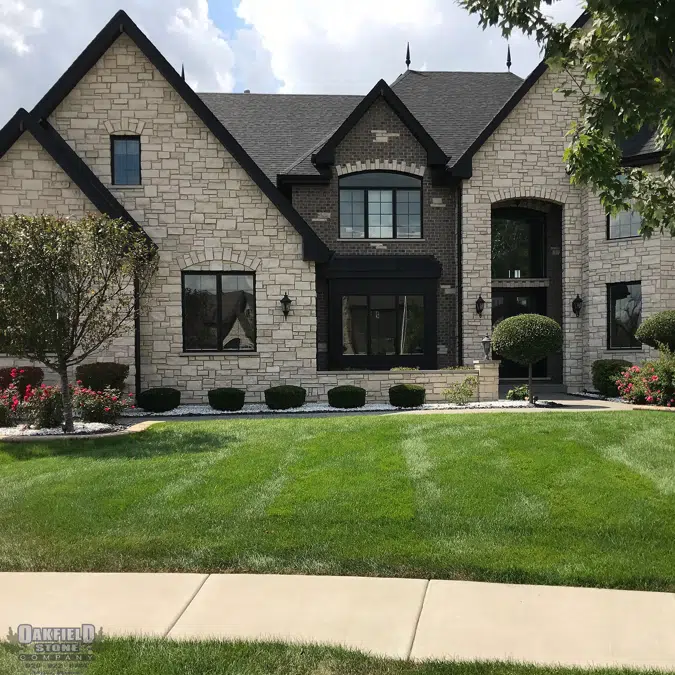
[481,334,492,360]
[572,294,583,318]
[475,294,485,316]
[280,292,293,320]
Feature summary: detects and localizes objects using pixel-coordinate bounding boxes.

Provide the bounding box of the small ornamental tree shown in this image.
[635,310,675,352]
[492,314,563,404]
[0,214,158,432]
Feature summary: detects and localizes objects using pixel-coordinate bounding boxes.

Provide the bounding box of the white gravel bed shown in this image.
[568,390,624,403]
[123,400,531,417]
[0,422,123,437]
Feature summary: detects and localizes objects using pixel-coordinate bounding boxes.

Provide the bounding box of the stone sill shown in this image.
[110,185,144,191]
[180,351,258,357]
[492,278,550,288]
[337,238,425,242]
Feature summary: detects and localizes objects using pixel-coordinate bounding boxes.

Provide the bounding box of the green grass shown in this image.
[1,640,671,675]
[1,412,674,590]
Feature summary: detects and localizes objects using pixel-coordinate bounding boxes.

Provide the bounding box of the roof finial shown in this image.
[506,44,512,72]
[405,42,411,70]
[181,63,185,81]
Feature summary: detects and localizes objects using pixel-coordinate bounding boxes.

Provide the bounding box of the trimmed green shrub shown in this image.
[76,362,129,392]
[443,376,478,406]
[389,384,425,408]
[208,387,246,412]
[635,310,675,352]
[328,385,366,409]
[264,385,306,410]
[0,366,44,397]
[137,388,181,413]
[591,359,632,397]
[506,384,530,401]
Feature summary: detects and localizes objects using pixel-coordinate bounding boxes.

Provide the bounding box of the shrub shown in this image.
[492,314,563,403]
[0,366,44,397]
[137,388,181,413]
[0,404,10,428]
[22,384,63,428]
[264,385,306,411]
[616,348,675,406]
[389,384,425,408]
[208,388,246,412]
[506,384,530,401]
[72,386,133,423]
[0,381,21,428]
[635,310,675,352]
[443,376,478,406]
[591,359,633,398]
[76,362,130,392]
[328,385,366,409]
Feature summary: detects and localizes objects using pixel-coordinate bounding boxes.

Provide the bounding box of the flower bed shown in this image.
[0,422,122,437]
[615,351,675,407]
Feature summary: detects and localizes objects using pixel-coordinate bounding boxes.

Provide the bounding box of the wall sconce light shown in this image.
[572,294,583,318]
[280,292,293,320]
[481,334,492,360]
[475,294,485,316]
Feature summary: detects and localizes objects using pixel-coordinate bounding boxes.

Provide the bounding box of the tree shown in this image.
[0,214,158,432]
[635,310,675,351]
[459,0,675,238]
[492,314,563,404]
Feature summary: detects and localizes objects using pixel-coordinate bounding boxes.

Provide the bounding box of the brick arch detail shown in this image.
[488,187,567,206]
[335,160,426,177]
[103,119,146,135]
[178,249,262,272]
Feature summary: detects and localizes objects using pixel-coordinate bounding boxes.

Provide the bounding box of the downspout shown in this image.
[456,182,463,366]
[134,275,142,396]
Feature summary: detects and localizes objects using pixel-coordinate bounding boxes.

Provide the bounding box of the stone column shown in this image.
[473,359,500,401]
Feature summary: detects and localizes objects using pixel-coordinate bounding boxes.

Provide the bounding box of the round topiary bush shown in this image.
[635,310,675,352]
[264,385,306,410]
[328,385,366,409]
[389,384,425,408]
[492,314,563,403]
[591,359,632,398]
[208,387,245,412]
[76,362,129,391]
[137,387,181,413]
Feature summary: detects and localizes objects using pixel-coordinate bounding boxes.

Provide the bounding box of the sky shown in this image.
[0,0,583,126]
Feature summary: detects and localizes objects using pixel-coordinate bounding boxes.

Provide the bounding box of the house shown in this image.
[0,10,671,402]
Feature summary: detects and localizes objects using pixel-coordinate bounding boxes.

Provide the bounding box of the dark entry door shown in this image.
[492,289,548,378]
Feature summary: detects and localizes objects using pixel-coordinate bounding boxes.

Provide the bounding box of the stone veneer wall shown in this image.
[291,97,459,368]
[44,33,317,397]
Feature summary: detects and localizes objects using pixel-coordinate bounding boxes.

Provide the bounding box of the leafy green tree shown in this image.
[459,0,675,237]
[0,214,157,432]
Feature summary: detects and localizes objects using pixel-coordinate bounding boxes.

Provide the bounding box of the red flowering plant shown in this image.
[616,347,675,407]
[0,368,39,428]
[71,383,134,424]
[22,383,63,429]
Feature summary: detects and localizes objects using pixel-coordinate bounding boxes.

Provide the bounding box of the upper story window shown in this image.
[111,136,141,186]
[182,272,256,352]
[492,207,546,279]
[607,281,642,350]
[607,209,642,239]
[339,172,422,239]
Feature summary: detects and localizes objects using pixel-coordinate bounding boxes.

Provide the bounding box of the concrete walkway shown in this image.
[2,572,674,669]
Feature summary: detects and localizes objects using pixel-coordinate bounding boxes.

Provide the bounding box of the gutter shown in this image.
[457,182,463,366]
[134,276,142,396]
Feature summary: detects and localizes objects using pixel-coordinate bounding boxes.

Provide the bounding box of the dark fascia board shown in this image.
[311,79,448,168]
[622,151,665,167]
[277,173,332,188]
[31,10,330,263]
[450,11,591,178]
[0,108,154,248]
[319,254,442,280]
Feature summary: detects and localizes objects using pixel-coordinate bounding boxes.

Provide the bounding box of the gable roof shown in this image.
[31,10,330,262]
[312,79,449,167]
[0,108,153,246]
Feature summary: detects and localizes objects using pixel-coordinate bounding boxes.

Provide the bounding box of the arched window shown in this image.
[339,172,422,240]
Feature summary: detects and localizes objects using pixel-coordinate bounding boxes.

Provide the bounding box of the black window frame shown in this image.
[111,135,141,186]
[181,271,257,353]
[606,211,642,241]
[338,171,423,240]
[491,206,547,280]
[607,281,642,351]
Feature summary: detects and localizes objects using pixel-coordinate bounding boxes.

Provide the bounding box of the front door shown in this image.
[492,289,548,378]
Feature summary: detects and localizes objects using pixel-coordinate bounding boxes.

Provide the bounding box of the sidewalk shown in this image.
[2,572,674,669]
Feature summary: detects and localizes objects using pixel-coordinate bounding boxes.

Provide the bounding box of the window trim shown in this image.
[606,280,642,351]
[181,271,257,353]
[338,171,423,240]
[605,212,642,241]
[111,135,142,186]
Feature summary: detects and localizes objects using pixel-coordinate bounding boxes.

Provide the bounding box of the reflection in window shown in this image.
[342,295,424,356]
[608,210,642,239]
[112,136,141,185]
[608,282,642,349]
[183,273,256,351]
[492,208,546,279]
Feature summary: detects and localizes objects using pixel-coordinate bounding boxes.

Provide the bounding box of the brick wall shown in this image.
[291,98,459,368]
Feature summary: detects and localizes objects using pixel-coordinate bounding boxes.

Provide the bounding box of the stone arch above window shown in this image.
[488,187,566,207]
[178,249,262,272]
[103,119,146,135]
[336,160,425,177]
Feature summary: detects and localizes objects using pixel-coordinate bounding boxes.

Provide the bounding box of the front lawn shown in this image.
[1,411,674,590]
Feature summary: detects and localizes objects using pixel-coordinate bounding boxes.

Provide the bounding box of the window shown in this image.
[111,136,141,185]
[608,210,642,239]
[182,273,256,351]
[607,282,642,350]
[339,172,421,239]
[492,207,546,279]
[342,294,425,356]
